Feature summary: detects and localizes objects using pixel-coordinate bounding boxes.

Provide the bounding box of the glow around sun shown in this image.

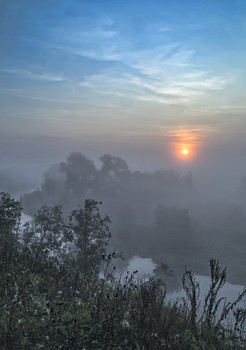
[173,143,195,161]
[181,147,190,156]
[170,129,198,161]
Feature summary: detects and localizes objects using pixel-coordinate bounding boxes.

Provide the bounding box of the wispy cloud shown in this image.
[16,10,232,110]
[3,8,236,120]
[208,105,246,113]
[1,68,67,82]
[79,65,230,106]
[47,18,231,107]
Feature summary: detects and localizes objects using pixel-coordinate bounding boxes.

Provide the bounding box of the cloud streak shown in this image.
[1,0,244,151]
[43,18,231,108]
[1,68,67,82]
[11,7,233,112]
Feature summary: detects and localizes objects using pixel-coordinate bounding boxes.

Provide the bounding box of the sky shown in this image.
[1,0,246,179]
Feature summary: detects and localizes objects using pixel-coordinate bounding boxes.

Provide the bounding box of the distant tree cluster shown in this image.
[23,153,193,215]
[22,153,194,258]
[0,192,246,349]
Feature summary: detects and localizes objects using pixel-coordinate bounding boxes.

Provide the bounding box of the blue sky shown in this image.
[1,0,246,171]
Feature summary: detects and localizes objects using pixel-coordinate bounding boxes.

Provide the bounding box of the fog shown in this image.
[2,1,246,346]
[1,147,246,291]
[1,0,246,296]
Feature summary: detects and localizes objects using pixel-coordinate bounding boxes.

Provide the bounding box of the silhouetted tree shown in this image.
[99,154,129,176]
[0,192,21,272]
[23,205,69,266]
[69,199,111,276]
[60,153,96,197]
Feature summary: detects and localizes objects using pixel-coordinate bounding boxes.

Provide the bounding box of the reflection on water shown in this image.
[125,256,156,276]
[169,275,245,303]
[125,257,246,310]
[168,274,246,321]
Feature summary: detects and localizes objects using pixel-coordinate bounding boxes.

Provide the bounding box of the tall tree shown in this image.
[60,153,96,197]
[69,199,111,276]
[99,154,129,177]
[23,205,69,267]
[0,192,21,272]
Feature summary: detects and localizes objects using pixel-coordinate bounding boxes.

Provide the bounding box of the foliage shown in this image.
[22,152,194,256]
[22,205,69,268]
[0,192,246,349]
[0,192,22,272]
[182,259,246,349]
[60,153,97,198]
[68,199,111,276]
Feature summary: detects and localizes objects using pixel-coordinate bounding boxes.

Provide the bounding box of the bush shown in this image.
[0,192,245,349]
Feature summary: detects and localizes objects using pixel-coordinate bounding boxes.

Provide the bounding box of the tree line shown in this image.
[22,153,194,259]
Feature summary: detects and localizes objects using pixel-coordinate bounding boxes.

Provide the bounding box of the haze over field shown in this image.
[1,0,246,287]
[2,3,246,347]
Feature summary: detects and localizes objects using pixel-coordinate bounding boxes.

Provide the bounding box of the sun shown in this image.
[170,129,198,161]
[181,147,190,156]
[173,144,193,160]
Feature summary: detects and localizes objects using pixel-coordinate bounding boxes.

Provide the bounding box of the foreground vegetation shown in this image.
[0,192,246,349]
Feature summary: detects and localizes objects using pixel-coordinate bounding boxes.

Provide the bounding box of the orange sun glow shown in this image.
[181,147,190,156]
[174,143,195,160]
[169,129,199,161]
